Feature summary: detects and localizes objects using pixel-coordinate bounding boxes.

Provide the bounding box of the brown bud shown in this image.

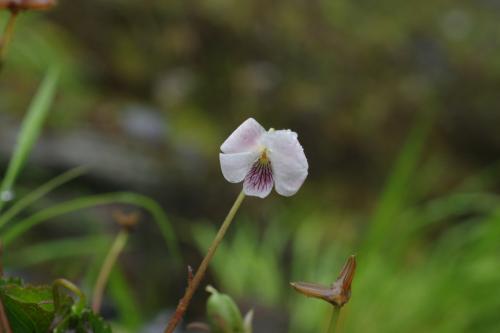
[290,255,356,307]
[112,210,140,231]
[0,0,56,11]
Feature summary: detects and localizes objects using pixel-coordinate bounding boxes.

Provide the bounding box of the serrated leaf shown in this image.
[3,284,54,312]
[0,277,23,287]
[51,279,112,333]
[0,277,112,333]
[0,281,55,332]
[52,308,112,333]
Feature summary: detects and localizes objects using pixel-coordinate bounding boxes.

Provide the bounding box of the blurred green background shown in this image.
[1,0,500,332]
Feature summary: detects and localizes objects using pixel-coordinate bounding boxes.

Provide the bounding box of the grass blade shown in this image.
[108,265,143,330]
[0,166,86,230]
[0,67,59,213]
[362,111,434,253]
[4,235,111,269]
[1,192,180,260]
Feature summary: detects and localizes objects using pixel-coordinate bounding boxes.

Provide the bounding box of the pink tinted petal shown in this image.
[221,118,266,154]
[243,161,274,198]
[220,151,259,183]
[264,130,308,196]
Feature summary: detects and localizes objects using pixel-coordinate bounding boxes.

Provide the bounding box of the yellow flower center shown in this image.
[259,148,270,165]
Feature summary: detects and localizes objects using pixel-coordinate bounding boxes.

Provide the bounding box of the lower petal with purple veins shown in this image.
[243,161,274,198]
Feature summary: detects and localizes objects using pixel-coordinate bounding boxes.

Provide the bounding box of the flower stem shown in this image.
[92,229,129,313]
[0,10,19,66]
[164,191,246,333]
[327,305,341,333]
[52,278,87,314]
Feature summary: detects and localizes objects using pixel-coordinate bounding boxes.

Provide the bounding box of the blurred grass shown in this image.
[0,67,59,213]
[361,110,434,254]
[1,192,181,261]
[0,166,86,229]
[108,266,143,330]
[192,217,290,305]
[0,61,177,332]
[4,235,111,269]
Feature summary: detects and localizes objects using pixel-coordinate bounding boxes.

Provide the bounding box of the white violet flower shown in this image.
[220,118,308,198]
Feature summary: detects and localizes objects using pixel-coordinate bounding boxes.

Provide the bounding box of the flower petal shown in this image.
[264,130,308,196]
[243,161,274,198]
[221,118,266,154]
[220,151,259,183]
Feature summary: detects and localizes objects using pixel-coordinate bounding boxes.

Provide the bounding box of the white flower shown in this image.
[219,118,308,198]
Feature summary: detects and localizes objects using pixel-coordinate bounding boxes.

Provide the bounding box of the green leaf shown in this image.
[0,277,113,333]
[51,278,112,333]
[0,277,23,287]
[0,281,55,332]
[52,308,112,333]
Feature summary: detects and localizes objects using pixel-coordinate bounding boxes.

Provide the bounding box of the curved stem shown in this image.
[0,10,19,65]
[92,229,129,313]
[52,278,87,314]
[327,306,341,333]
[164,191,246,333]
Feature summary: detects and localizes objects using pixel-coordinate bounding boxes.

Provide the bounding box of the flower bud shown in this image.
[290,255,357,307]
[206,286,245,333]
[112,210,140,232]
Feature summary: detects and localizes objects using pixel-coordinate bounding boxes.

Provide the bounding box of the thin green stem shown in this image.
[0,10,19,66]
[52,278,86,314]
[164,191,246,333]
[92,229,129,313]
[327,306,341,333]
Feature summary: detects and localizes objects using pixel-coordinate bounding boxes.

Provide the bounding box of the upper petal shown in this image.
[220,151,260,183]
[263,130,308,196]
[221,118,266,154]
